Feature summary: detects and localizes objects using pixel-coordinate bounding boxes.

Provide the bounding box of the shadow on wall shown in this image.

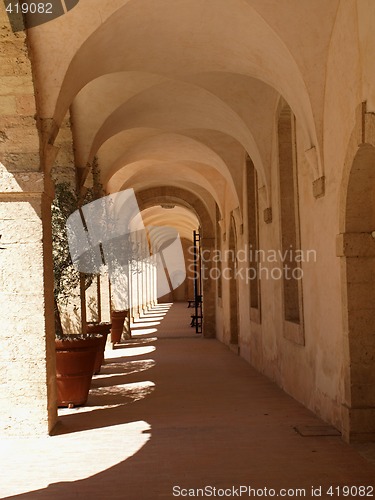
[59,281,100,333]
[87,295,99,323]
[60,303,81,334]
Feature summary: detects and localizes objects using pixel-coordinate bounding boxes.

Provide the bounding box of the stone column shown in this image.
[201,237,216,338]
[142,257,147,312]
[0,169,57,435]
[144,258,149,309]
[151,254,157,306]
[136,231,142,318]
[130,256,138,320]
[337,232,375,442]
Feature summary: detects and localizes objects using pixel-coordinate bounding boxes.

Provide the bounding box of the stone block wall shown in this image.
[0,6,39,171]
[0,3,57,435]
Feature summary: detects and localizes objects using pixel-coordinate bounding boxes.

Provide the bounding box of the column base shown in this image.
[341,405,375,442]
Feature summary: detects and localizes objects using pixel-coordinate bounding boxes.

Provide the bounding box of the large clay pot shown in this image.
[110,310,127,343]
[87,322,111,374]
[55,335,101,407]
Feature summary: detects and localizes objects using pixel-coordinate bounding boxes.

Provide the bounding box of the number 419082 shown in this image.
[6,2,53,14]
[327,485,374,497]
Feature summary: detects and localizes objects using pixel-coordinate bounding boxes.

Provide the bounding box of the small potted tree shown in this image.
[52,181,102,407]
[87,320,111,374]
[108,236,139,344]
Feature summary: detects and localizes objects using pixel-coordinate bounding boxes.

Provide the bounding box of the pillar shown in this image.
[0,170,57,435]
[0,3,57,435]
[151,254,157,306]
[201,237,216,338]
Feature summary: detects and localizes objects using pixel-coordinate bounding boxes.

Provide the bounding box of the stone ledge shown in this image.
[313,176,325,198]
[0,163,51,195]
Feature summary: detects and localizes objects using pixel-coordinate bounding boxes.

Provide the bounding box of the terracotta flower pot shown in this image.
[87,322,111,374]
[110,310,127,343]
[55,335,101,407]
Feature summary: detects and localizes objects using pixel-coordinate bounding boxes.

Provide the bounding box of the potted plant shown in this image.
[110,309,128,343]
[109,268,134,345]
[52,181,102,407]
[87,320,111,374]
[53,177,141,399]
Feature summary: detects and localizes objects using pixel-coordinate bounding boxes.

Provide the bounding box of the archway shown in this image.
[141,205,198,304]
[136,186,216,338]
[340,143,375,441]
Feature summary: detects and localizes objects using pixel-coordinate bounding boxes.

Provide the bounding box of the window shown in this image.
[246,157,261,321]
[278,103,304,339]
[216,204,222,300]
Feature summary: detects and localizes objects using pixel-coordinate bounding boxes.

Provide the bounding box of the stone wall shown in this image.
[0,6,39,171]
[0,3,56,435]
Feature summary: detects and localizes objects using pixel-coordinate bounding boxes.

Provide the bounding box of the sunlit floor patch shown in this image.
[114,337,157,347]
[0,420,151,498]
[131,320,162,326]
[144,306,170,311]
[130,327,158,336]
[95,359,156,378]
[58,403,124,415]
[88,381,156,405]
[57,379,156,415]
[139,314,166,319]
[108,345,156,358]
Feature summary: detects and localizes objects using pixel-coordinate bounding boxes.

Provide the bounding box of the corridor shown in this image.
[1,303,374,499]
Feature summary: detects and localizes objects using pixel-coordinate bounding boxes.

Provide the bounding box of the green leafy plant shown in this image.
[52,168,146,339]
[52,182,95,338]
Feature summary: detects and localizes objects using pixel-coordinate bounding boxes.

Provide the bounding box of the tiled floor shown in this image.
[1,303,374,499]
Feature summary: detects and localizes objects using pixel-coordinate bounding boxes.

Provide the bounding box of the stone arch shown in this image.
[100,132,239,208]
[88,80,269,200]
[136,187,215,239]
[136,186,216,337]
[39,0,324,197]
[53,0,318,138]
[338,107,375,442]
[110,161,225,211]
[140,205,198,304]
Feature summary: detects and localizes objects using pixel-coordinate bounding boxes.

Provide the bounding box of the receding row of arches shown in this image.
[0,0,374,444]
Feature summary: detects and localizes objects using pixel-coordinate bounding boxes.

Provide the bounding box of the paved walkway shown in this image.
[1,303,374,499]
